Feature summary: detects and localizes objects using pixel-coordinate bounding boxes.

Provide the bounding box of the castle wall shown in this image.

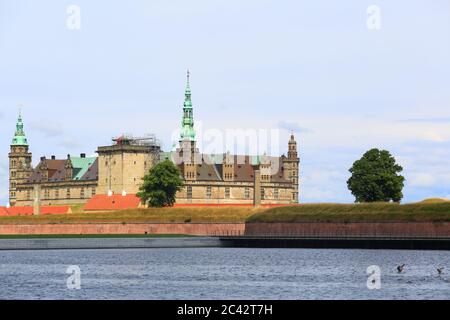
[97,147,158,195]
[175,182,294,204]
[0,222,245,236]
[15,182,98,206]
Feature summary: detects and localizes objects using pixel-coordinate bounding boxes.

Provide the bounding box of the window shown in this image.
[92,187,96,197]
[261,188,265,200]
[187,186,192,199]
[11,160,16,167]
[55,189,59,199]
[80,188,85,199]
[244,187,250,199]
[26,190,31,200]
[44,189,49,199]
[225,187,230,198]
[293,193,296,200]
[66,188,71,199]
[206,186,212,199]
[274,188,279,200]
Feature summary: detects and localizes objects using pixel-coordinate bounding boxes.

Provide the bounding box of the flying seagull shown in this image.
[397,264,405,273]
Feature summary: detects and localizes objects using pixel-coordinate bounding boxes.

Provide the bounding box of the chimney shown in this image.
[67,154,71,160]
[40,156,46,162]
[51,155,56,160]
[80,153,86,158]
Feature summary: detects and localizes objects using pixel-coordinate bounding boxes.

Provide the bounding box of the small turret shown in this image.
[282,133,300,203]
[288,134,298,159]
[65,155,73,181]
[11,111,28,146]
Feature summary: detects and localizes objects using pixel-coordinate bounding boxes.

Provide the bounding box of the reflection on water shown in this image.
[0,248,449,300]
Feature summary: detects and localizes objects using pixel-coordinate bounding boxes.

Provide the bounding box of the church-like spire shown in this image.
[11,110,28,146]
[180,70,196,142]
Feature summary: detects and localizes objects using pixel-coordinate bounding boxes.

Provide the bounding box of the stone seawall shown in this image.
[0,223,245,236]
[245,222,450,237]
[0,237,221,250]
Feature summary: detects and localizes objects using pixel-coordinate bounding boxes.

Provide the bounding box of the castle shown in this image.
[8,73,300,207]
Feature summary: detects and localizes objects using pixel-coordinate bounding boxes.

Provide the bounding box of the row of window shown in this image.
[105,177,138,183]
[10,171,32,179]
[105,160,148,166]
[185,171,195,179]
[224,173,233,179]
[24,187,97,201]
[185,187,282,200]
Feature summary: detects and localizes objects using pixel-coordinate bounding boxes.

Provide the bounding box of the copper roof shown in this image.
[27,157,98,183]
[80,158,98,181]
[179,153,290,183]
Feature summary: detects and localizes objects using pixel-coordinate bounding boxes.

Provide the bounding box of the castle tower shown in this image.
[9,111,33,206]
[283,134,300,203]
[97,135,160,196]
[177,70,199,181]
[288,134,298,159]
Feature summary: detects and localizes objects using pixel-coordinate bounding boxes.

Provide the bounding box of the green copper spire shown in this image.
[180,70,196,141]
[11,110,28,146]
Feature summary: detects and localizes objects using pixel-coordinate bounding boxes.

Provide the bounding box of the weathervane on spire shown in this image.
[186,69,191,90]
[17,104,23,118]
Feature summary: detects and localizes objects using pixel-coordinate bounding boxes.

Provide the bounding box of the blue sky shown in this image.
[0,0,449,204]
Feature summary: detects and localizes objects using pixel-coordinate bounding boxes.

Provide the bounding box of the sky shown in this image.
[0,0,449,204]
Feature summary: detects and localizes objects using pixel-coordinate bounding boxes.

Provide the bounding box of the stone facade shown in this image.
[97,139,160,196]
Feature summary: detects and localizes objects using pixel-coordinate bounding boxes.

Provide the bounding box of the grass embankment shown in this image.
[1,202,449,225]
[246,202,450,223]
[69,204,86,214]
[0,207,262,224]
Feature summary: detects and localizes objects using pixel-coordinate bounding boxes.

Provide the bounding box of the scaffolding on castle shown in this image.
[112,134,160,147]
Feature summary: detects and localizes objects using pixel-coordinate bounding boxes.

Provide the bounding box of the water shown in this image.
[0,248,449,300]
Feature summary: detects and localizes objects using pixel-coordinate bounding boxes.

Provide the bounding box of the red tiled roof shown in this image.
[0,207,9,216]
[84,194,141,211]
[4,206,33,215]
[5,206,70,216]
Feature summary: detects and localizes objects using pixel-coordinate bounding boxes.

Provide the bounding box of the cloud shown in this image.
[29,121,64,138]
[278,121,311,134]
[398,117,450,123]
[408,173,436,187]
[0,163,8,179]
[422,131,447,143]
[0,159,8,206]
[58,138,82,150]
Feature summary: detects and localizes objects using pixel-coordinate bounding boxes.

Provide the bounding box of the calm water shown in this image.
[0,248,449,300]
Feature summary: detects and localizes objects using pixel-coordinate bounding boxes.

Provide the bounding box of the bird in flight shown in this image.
[397,264,405,273]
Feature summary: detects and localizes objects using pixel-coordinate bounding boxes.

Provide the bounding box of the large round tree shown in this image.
[347,148,405,203]
[137,160,183,207]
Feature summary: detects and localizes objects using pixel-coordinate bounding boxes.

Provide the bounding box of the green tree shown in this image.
[347,148,405,203]
[137,160,183,207]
